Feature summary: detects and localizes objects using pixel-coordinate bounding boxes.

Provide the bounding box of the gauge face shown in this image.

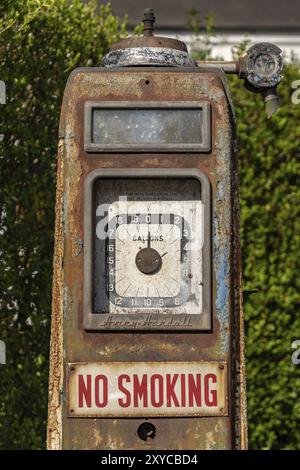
[243,43,283,88]
[106,201,200,313]
[92,177,209,320]
[253,53,276,77]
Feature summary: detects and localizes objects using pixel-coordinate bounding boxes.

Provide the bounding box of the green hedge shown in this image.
[231,67,300,449]
[0,0,299,450]
[0,0,129,450]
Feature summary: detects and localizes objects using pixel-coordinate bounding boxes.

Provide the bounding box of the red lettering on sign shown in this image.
[78,374,92,408]
[180,374,186,407]
[204,373,217,406]
[94,375,108,408]
[118,374,131,407]
[133,374,148,407]
[150,374,164,407]
[166,374,180,407]
[75,369,221,412]
[188,373,201,407]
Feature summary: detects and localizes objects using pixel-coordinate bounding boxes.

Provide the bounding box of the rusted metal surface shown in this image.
[47,138,65,450]
[67,361,228,418]
[47,66,247,450]
[109,37,188,53]
[196,60,240,74]
[231,129,248,450]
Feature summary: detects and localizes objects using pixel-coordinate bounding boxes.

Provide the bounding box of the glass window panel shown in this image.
[92,108,203,145]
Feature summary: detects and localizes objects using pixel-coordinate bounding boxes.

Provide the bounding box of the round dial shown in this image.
[105,201,202,314]
[242,42,283,89]
[253,53,276,77]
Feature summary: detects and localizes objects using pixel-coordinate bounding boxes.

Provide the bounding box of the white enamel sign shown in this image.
[68,361,227,417]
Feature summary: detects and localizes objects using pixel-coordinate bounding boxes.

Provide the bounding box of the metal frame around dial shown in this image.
[83,168,212,331]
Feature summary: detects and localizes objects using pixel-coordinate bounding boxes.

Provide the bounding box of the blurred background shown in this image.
[0,0,299,450]
[102,0,300,59]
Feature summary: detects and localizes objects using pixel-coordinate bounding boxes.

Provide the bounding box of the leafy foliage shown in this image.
[0,0,128,450]
[0,0,299,450]
[230,66,300,449]
[187,8,216,60]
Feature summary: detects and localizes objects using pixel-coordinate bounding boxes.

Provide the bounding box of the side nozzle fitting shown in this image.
[262,88,280,118]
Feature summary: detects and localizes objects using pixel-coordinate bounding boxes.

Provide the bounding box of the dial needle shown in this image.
[161,252,168,257]
[147,224,151,248]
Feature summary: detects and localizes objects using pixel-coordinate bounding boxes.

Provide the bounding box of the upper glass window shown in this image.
[84,102,210,152]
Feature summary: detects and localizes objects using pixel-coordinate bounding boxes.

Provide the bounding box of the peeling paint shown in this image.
[215,250,229,325]
[205,431,217,450]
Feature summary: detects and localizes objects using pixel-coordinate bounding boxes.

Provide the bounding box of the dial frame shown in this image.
[83,168,211,331]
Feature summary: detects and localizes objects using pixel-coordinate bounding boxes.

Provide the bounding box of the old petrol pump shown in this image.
[47,9,283,450]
